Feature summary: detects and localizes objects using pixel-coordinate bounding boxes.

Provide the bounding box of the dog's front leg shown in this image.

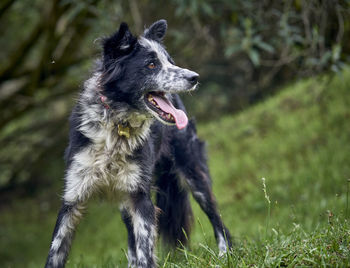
[121,206,137,267]
[128,191,157,268]
[45,202,84,268]
[45,164,96,267]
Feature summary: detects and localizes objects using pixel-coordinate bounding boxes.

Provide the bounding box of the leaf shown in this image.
[256,41,275,53]
[332,44,341,62]
[319,51,332,66]
[248,49,260,66]
[201,2,213,17]
[225,45,242,57]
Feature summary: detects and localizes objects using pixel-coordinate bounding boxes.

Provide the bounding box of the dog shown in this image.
[45,19,232,268]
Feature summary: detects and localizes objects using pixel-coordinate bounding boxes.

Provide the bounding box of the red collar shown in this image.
[99,95,110,109]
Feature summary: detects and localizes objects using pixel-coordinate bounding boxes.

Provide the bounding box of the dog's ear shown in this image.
[103,22,137,62]
[143,19,167,42]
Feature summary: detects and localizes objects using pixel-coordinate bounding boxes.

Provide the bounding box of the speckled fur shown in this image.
[63,73,153,204]
[45,20,232,268]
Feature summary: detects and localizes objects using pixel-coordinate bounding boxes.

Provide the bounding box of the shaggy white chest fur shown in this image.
[63,114,152,203]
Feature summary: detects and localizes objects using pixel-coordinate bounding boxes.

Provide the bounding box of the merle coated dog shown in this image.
[45,19,232,268]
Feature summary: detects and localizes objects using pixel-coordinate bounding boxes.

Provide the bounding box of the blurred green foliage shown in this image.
[0,0,349,219]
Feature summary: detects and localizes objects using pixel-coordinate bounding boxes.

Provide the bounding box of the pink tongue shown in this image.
[152,95,188,130]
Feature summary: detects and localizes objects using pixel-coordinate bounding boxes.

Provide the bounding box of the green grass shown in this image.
[1,67,350,267]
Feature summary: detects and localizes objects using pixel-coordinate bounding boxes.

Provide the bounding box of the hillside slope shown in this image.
[198,67,350,235]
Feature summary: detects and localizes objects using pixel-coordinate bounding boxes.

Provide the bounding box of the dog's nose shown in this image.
[186,74,199,85]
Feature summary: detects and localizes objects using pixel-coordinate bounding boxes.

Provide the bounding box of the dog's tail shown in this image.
[155,159,193,248]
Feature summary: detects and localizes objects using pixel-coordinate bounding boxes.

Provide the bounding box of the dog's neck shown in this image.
[78,73,153,148]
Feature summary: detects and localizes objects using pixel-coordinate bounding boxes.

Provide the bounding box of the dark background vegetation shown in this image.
[0,0,349,197]
[0,0,350,266]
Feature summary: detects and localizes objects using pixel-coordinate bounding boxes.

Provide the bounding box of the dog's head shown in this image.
[100,20,198,130]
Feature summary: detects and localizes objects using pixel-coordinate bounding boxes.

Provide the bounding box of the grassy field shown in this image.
[1,68,350,267]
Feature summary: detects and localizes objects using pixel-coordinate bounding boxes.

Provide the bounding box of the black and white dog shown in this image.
[45,19,232,268]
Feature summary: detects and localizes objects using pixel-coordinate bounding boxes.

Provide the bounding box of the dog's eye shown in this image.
[148,62,156,69]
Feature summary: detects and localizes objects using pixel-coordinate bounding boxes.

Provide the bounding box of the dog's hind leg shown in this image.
[180,166,232,254]
[173,121,232,254]
[155,157,193,247]
[45,202,84,268]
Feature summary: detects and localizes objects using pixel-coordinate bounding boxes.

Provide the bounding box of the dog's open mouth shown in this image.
[145,91,188,130]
